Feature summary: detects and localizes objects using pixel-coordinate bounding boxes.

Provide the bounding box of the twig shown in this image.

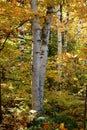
[0,33,10,52]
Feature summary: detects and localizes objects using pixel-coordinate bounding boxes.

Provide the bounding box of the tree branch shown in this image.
[0,33,10,52]
[16,19,30,29]
[0,19,30,52]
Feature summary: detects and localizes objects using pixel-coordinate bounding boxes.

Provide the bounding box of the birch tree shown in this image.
[64,0,69,53]
[56,4,62,69]
[77,19,82,38]
[30,0,41,113]
[30,0,53,113]
[39,6,53,111]
[56,4,62,90]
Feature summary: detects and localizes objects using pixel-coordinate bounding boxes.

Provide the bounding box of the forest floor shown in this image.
[0,88,87,130]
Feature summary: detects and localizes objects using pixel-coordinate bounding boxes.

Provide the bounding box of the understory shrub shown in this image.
[27,114,78,130]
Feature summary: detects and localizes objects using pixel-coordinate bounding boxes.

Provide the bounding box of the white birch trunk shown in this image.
[30,1,53,113]
[56,5,62,90]
[30,0,41,113]
[78,19,82,38]
[56,5,62,69]
[64,1,69,53]
[39,7,53,111]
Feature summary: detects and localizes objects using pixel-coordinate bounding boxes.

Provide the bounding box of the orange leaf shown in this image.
[44,122,50,129]
[53,123,59,129]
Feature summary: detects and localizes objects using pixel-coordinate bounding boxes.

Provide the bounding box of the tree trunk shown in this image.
[84,85,87,129]
[30,1,53,113]
[78,19,82,38]
[56,5,62,69]
[64,1,69,53]
[56,5,62,90]
[30,0,41,113]
[39,7,53,112]
[0,68,2,123]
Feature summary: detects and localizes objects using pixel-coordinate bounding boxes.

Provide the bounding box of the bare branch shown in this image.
[0,33,10,52]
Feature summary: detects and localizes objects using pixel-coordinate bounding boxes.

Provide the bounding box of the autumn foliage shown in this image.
[0,0,87,129]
